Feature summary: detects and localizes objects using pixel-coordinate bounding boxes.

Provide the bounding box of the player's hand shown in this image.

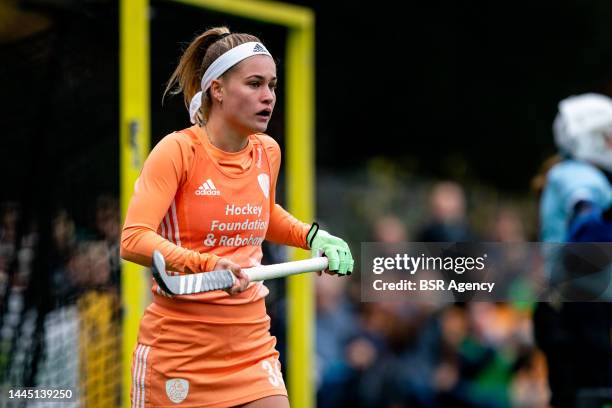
[214,258,250,295]
[307,223,354,276]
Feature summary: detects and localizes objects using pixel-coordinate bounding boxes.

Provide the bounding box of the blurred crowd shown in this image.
[0,195,120,301]
[0,185,550,408]
[310,181,549,408]
[0,179,607,407]
[0,195,121,400]
[0,184,549,408]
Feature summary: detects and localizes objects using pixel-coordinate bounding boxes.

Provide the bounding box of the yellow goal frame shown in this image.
[120,1,316,407]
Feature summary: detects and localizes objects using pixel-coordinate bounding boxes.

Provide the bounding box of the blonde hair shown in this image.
[163,27,261,124]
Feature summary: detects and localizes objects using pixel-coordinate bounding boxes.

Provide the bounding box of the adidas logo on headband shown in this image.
[253,43,267,53]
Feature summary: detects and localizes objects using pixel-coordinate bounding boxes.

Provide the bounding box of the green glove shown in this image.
[307,222,354,275]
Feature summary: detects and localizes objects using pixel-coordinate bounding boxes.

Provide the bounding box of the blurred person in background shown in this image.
[66,239,121,406]
[435,303,540,408]
[0,203,36,292]
[489,207,526,243]
[315,272,359,407]
[539,93,612,244]
[67,241,111,289]
[325,215,443,408]
[417,181,476,242]
[414,196,544,407]
[95,195,119,244]
[417,182,479,301]
[0,203,20,294]
[0,203,19,250]
[373,214,409,243]
[534,93,612,408]
[493,233,547,408]
[50,209,77,299]
[487,207,543,303]
[120,27,353,407]
[354,301,439,408]
[94,195,120,288]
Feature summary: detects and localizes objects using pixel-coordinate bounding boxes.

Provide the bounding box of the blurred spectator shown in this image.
[417,182,476,242]
[510,349,549,408]
[51,210,77,267]
[0,203,20,295]
[0,202,19,248]
[373,215,409,243]
[53,210,76,256]
[0,202,35,290]
[355,302,440,407]
[50,209,77,300]
[435,303,543,408]
[67,241,111,289]
[95,195,119,244]
[487,207,542,304]
[489,207,526,243]
[433,306,465,398]
[315,273,359,406]
[94,195,120,288]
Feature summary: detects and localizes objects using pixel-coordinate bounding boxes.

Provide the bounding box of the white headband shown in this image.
[188,41,272,124]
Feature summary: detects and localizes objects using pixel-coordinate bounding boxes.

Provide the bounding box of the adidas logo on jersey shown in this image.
[195,179,221,196]
[253,43,267,53]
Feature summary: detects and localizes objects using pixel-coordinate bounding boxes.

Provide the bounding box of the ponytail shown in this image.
[163,27,261,124]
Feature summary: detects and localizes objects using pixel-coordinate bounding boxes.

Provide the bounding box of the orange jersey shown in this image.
[120,124,310,305]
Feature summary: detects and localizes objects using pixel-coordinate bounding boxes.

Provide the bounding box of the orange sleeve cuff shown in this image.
[120,225,220,273]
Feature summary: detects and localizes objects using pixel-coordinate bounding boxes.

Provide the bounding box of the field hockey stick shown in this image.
[151,250,329,295]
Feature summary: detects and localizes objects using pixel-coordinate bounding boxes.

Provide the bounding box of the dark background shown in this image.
[2,0,612,220]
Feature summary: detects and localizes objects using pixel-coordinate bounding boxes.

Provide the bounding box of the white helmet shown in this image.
[554,93,612,172]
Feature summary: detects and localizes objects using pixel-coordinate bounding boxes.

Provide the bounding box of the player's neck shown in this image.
[203,118,249,153]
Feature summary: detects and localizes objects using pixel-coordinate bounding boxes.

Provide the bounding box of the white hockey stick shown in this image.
[151,250,329,295]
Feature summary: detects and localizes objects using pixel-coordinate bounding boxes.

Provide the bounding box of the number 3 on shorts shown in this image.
[261,360,285,387]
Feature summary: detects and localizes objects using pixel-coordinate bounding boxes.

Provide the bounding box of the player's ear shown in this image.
[210,79,224,104]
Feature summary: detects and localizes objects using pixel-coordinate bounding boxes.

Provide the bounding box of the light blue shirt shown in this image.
[540,159,612,242]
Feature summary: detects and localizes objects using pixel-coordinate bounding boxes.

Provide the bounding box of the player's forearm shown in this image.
[265,204,310,249]
[120,225,219,273]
